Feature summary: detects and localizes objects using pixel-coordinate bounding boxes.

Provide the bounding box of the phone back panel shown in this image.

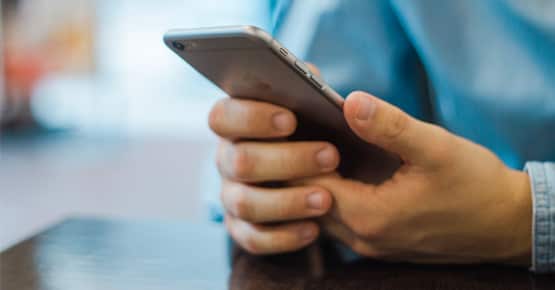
[164,26,400,182]
[164,26,347,133]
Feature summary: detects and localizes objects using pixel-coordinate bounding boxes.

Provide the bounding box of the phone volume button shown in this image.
[309,74,325,89]
[294,61,310,75]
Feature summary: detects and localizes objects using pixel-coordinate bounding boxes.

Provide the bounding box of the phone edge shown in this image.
[163,25,345,110]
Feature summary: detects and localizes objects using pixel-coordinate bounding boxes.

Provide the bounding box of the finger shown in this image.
[292,173,377,222]
[320,215,382,257]
[221,179,333,223]
[209,98,297,139]
[343,91,451,167]
[217,140,340,182]
[293,174,393,241]
[225,214,319,254]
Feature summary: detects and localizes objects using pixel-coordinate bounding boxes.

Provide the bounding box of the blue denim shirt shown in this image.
[270,0,555,272]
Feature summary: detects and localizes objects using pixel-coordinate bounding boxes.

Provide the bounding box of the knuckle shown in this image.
[232,190,253,220]
[350,218,389,241]
[428,126,457,165]
[216,143,227,175]
[381,110,409,142]
[243,235,262,255]
[229,145,252,180]
[208,99,226,133]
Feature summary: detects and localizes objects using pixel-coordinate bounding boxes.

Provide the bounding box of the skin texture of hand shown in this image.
[209,68,532,265]
[211,97,338,254]
[298,92,532,265]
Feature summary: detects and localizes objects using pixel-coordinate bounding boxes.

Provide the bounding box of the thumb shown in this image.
[343,91,448,166]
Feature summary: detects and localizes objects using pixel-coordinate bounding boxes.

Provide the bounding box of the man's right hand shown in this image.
[209,97,339,254]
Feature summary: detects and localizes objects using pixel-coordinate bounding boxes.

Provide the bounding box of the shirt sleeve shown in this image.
[525,161,555,273]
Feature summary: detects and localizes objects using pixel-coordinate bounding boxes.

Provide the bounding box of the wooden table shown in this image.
[2,218,554,290]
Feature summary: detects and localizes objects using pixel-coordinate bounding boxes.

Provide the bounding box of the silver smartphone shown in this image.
[164,26,399,181]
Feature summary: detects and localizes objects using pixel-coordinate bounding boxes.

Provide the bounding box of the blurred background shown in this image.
[0,0,271,250]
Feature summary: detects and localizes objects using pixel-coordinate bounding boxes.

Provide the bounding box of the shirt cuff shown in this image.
[525,161,555,273]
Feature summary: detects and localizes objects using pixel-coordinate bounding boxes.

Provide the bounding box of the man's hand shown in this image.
[296,91,532,265]
[209,73,532,265]
[210,97,339,254]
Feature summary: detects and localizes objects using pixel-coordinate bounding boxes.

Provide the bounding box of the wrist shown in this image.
[503,169,532,266]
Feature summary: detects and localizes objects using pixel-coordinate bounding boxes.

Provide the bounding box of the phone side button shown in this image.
[309,74,325,89]
[294,60,310,75]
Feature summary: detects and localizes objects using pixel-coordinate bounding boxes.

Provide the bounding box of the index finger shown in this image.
[209,98,297,140]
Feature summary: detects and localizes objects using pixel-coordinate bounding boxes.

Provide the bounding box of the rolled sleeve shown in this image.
[525,161,555,273]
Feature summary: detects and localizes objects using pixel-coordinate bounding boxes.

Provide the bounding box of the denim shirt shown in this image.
[271,0,555,272]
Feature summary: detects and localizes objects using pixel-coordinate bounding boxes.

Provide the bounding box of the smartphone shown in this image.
[164,25,399,182]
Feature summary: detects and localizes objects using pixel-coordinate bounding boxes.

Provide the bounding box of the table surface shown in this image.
[2,218,555,290]
[0,133,216,251]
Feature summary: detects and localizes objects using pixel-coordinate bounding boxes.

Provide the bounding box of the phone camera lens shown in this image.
[172,41,185,51]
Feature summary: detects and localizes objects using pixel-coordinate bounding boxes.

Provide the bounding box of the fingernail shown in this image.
[272,112,292,132]
[316,146,337,170]
[306,192,324,210]
[300,226,316,241]
[355,96,376,121]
